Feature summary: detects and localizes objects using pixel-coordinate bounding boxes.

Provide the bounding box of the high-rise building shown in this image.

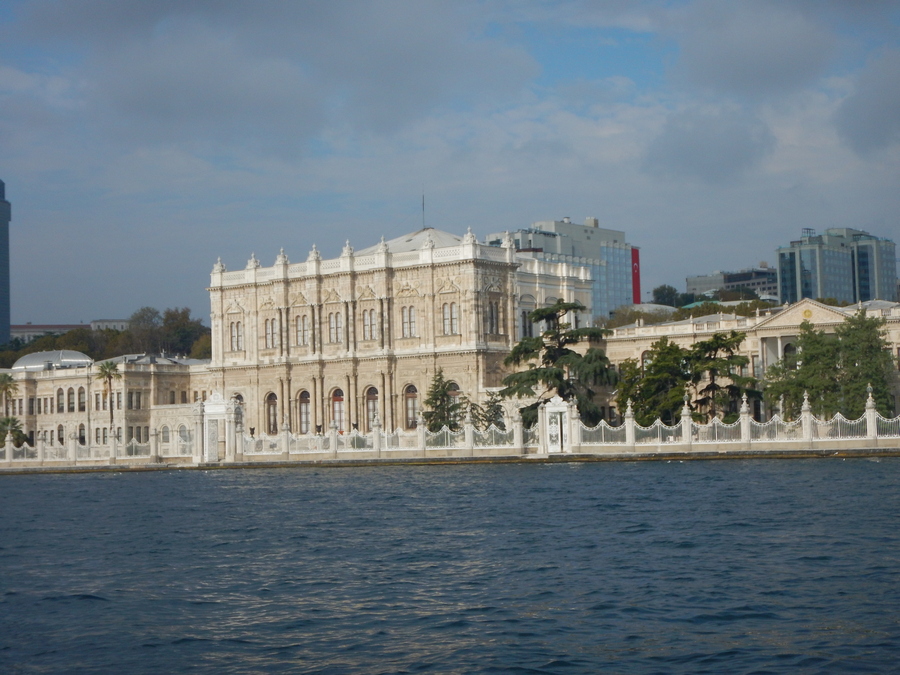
[485,217,640,319]
[686,264,778,299]
[0,180,10,344]
[777,228,897,304]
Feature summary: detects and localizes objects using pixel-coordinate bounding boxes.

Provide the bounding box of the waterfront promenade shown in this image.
[3,394,900,474]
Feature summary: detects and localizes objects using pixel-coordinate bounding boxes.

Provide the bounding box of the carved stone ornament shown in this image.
[463,227,477,245]
[341,240,354,257]
[376,236,389,253]
[307,244,321,262]
[246,253,261,270]
[275,247,289,265]
[421,232,435,249]
[212,257,226,273]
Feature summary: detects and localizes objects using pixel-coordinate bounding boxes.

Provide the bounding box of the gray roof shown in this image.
[12,350,93,372]
[356,228,463,254]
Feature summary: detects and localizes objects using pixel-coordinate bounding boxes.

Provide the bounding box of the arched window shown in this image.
[442,303,451,335]
[95,428,100,444]
[402,306,416,338]
[297,315,309,346]
[329,313,337,343]
[57,425,64,445]
[297,391,310,435]
[178,425,189,443]
[102,427,108,444]
[266,393,278,435]
[78,387,86,412]
[451,302,459,334]
[67,388,75,413]
[641,350,652,373]
[521,310,534,338]
[78,424,86,445]
[265,319,273,349]
[404,385,418,429]
[335,312,343,343]
[236,322,243,350]
[365,387,378,431]
[230,322,237,351]
[161,426,170,443]
[362,309,376,341]
[447,382,462,424]
[331,389,345,431]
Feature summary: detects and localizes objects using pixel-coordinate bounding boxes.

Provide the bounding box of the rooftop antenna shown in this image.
[422,185,425,229]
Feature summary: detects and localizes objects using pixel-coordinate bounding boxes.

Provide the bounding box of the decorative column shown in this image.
[801,392,813,443]
[537,402,547,454]
[464,410,475,456]
[281,414,291,460]
[372,414,382,458]
[416,412,426,456]
[865,384,877,439]
[108,428,116,465]
[193,405,204,464]
[225,402,237,463]
[624,399,636,451]
[150,428,160,464]
[568,400,581,454]
[681,395,692,449]
[512,409,524,456]
[37,430,45,465]
[329,419,339,459]
[739,393,752,450]
[4,430,12,464]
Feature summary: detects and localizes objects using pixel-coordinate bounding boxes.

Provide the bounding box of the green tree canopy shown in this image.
[501,300,616,426]
[616,338,691,426]
[421,369,466,432]
[765,312,895,418]
[689,330,757,422]
[652,284,679,307]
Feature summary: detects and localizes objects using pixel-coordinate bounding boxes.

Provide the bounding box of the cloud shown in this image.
[15,0,537,153]
[642,106,776,183]
[835,49,900,155]
[668,1,836,98]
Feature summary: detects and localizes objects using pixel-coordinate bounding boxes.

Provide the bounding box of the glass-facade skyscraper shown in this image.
[777,228,897,304]
[0,180,9,344]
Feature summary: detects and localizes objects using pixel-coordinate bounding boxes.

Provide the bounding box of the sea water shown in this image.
[2,459,899,673]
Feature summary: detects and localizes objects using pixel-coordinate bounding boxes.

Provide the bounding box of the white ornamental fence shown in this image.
[3,391,900,467]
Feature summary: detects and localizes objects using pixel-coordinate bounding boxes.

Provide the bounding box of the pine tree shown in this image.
[765,321,841,418]
[836,310,895,417]
[422,369,466,432]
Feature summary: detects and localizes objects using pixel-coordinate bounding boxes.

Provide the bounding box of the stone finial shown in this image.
[801,391,810,412]
[372,413,382,430]
[625,398,634,416]
[376,236,389,253]
[463,227,477,245]
[275,247,288,265]
[212,257,226,273]
[341,240,354,257]
[682,394,691,416]
[421,232,435,250]
[307,244,321,262]
[740,392,749,414]
[501,230,515,249]
[866,383,875,410]
[246,253,260,269]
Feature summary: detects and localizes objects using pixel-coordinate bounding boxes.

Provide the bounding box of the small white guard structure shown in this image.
[541,395,569,453]
[201,392,240,463]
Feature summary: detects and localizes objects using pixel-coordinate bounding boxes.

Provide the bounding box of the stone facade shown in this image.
[206,227,593,435]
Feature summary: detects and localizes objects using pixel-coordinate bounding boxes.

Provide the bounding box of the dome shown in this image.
[11,350,93,372]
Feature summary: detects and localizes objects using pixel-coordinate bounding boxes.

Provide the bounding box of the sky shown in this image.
[1,0,899,324]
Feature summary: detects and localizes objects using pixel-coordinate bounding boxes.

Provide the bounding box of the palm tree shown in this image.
[0,416,24,446]
[95,361,122,431]
[0,373,18,417]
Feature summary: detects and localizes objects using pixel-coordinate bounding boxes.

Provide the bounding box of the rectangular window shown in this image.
[117,392,122,410]
[95,393,101,411]
[181,391,188,404]
[135,392,141,410]
[37,398,42,414]
[28,398,34,416]
[127,392,134,410]
[169,391,176,404]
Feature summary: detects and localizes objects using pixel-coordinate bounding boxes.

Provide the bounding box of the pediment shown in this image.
[357,285,376,301]
[755,299,848,331]
[437,277,461,294]
[289,291,308,306]
[482,276,502,293]
[224,299,245,315]
[258,297,276,311]
[395,281,421,298]
[323,288,342,303]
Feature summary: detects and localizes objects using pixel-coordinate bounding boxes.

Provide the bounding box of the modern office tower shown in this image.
[777,228,897,304]
[0,180,10,344]
[686,264,778,299]
[485,217,640,319]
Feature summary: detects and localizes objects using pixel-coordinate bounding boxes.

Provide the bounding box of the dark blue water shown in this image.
[2,460,899,674]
